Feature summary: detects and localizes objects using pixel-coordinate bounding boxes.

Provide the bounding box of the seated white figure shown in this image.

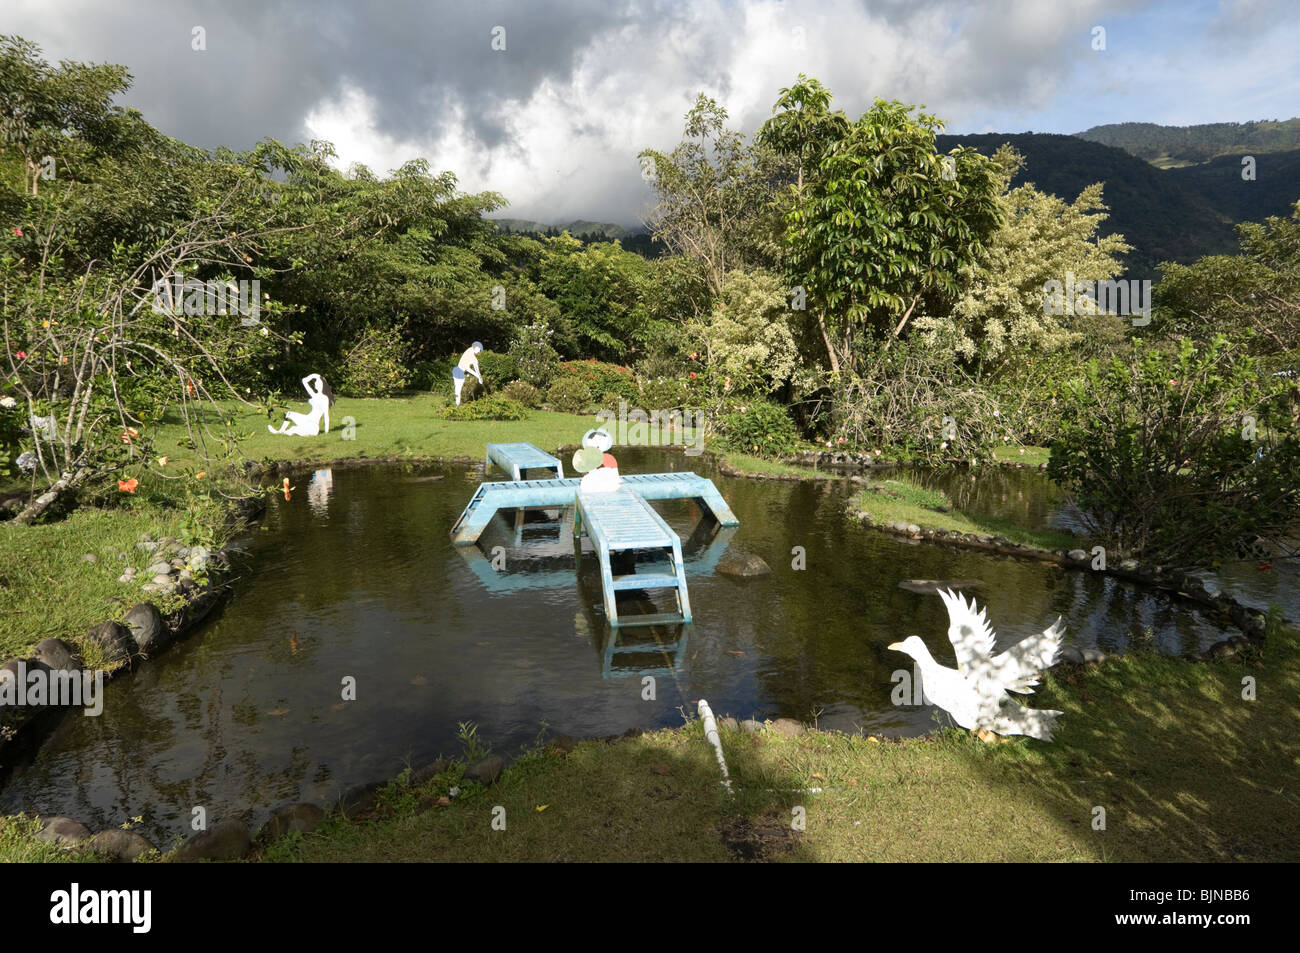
[576,427,621,493]
[269,374,333,436]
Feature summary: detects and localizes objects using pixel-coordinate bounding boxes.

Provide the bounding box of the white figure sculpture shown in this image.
[574,427,621,494]
[888,589,1065,741]
[268,374,333,436]
[453,342,484,406]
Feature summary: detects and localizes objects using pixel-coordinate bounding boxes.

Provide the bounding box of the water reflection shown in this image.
[306,468,334,517]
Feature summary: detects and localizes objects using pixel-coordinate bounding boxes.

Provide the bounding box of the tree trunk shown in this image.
[12,467,90,525]
[882,293,922,351]
[816,311,840,374]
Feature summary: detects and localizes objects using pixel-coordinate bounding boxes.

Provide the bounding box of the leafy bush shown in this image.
[835,341,1014,460]
[509,320,560,388]
[719,399,801,457]
[336,325,411,397]
[440,395,529,421]
[638,375,691,411]
[546,376,593,414]
[555,359,638,402]
[1048,334,1300,562]
[502,380,542,408]
[476,350,518,387]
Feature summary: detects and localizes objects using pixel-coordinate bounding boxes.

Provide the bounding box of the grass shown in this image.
[717,452,833,479]
[992,444,1051,466]
[0,505,197,664]
[853,479,1079,551]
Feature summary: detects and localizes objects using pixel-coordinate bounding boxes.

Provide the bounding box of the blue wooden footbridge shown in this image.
[452,442,739,628]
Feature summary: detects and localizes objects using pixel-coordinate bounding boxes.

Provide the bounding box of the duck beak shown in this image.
[887,641,904,651]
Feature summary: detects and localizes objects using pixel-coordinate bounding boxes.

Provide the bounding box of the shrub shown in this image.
[509,320,560,388]
[638,375,690,411]
[719,399,801,458]
[555,359,638,402]
[440,395,529,421]
[336,325,411,397]
[476,350,518,387]
[1048,334,1300,562]
[502,380,542,408]
[546,376,593,414]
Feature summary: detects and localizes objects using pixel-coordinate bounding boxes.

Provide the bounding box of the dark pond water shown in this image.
[0,448,1277,845]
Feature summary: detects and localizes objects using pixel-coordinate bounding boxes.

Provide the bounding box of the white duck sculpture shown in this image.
[574,427,621,493]
[889,589,1066,741]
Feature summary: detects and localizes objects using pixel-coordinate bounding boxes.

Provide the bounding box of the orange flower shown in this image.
[119,427,140,443]
[118,478,138,493]
[195,471,206,480]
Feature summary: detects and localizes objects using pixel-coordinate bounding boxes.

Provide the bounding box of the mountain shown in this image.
[1075,119,1300,168]
[936,133,1300,280]
[489,218,643,239]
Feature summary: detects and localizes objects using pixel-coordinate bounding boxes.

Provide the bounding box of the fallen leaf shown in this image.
[266,708,288,716]
[535,804,549,812]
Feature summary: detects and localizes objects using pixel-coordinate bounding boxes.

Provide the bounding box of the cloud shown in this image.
[3,0,1295,223]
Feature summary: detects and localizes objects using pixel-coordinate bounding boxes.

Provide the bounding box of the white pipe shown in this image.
[696,699,733,794]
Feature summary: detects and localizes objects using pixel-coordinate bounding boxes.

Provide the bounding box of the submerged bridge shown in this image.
[451,442,740,629]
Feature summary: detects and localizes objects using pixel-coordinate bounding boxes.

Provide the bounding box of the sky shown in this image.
[3,0,1297,226]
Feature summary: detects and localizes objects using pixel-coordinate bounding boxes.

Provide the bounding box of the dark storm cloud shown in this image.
[5,0,639,155]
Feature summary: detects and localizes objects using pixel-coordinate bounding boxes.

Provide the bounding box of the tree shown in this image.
[639,94,785,305]
[912,147,1134,372]
[784,98,1003,376]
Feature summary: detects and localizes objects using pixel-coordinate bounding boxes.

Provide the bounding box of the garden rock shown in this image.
[36,816,92,845]
[88,829,156,861]
[146,561,172,576]
[33,638,81,672]
[122,603,167,656]
[80,553,97,563]
[739,719,763,735]
[336,781,384,819]
[769,718,805,737]
[716,551,772,579]
[172,818,250,862]
[411,758,451,785]
[464,754,505,785]
[256,803,326,843]
[83,621,137,667]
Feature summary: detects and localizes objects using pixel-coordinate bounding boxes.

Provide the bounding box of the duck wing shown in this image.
[992,617,1066,694]
[937,589,998,680]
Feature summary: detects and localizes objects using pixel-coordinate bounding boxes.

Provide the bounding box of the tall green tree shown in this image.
[784,98,1003,375]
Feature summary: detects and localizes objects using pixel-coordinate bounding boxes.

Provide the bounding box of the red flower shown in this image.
[118,478,139,493]
[11,228,21,236]
[689,372,697,379]
[15,351,26,360]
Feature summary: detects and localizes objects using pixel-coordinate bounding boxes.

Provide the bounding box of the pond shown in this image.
[0,448,1273,845]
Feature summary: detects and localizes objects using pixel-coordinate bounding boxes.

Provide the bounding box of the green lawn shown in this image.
[853,479,1079,551]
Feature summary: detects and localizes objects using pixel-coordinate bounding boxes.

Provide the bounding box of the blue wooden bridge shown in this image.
[485,441,564,482]
[451,442,740,629]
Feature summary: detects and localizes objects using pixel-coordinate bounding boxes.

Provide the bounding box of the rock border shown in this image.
[848,505,1278,657]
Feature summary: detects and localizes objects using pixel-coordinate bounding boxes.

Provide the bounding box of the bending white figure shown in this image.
[269,374,333,436]
[453,342,484,406]
[888,589,1065,741]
